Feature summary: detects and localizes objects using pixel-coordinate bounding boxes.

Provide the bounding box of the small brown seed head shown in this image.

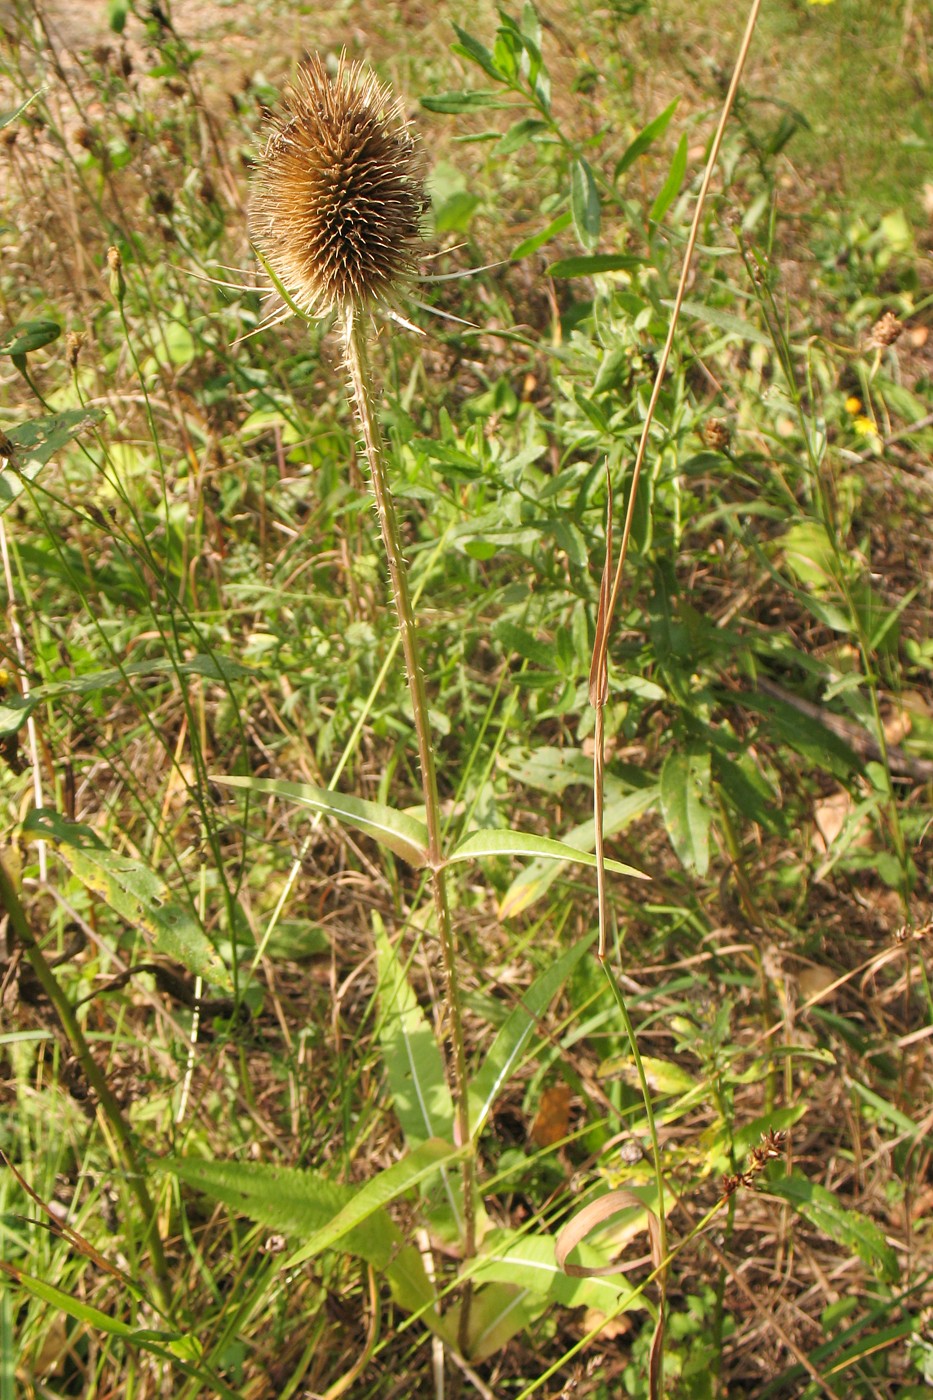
[869,311,904,348]
[702,417,731,451]
[249,55,426,318]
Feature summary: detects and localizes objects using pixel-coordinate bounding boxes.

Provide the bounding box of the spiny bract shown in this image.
[249,55,425,318]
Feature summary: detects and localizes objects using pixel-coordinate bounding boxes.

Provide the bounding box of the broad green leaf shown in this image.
[161,1156,399,1268]
[0,652,252,736]
[374,916,454,1145]
[0,320,61,357]
[598,1054,697,1097]
[500,787,658,918]
[469,933,595,1138]
[212,776,429,867]
[570,158,601,252]
[511,210,572,260]
[0,93,41,131]
[660,746,712,875]
[285,1139,462,1269]
[0,409,104,517]
[470,1229,644,1311]
[420,90,514,113]
[649,132,687,223]
[24,809,230,988]
[449,827,646,880]
[614,98,680,180]
[764,1171,899,1283]
[547,253,644,278]
[661,297,771,347]
[458,1282,542,1362]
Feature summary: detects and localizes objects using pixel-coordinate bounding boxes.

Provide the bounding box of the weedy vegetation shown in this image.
[1,0,932,1396]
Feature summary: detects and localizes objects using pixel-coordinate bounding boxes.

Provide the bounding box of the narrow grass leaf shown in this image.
[374,915,454,1145]
[24,808,230,988]
[284,1139,461,1269]
[449,828,646,879]
[570,158,601,251]
[469,932,595,1138]
[660,747,712,875]
[0,92,41,130]
[213,775,430,867]
[649,132,687,223]
[614,98,680,180]
[765,1171,899,1283]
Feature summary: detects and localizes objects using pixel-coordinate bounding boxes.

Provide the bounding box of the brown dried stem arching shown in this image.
[249,54,425,318]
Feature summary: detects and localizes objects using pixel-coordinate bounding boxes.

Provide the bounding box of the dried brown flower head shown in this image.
[249,55,426,319]
[869,311,904,348]
[702,417,731,452]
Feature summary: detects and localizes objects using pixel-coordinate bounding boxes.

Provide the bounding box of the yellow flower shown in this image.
[853,415,878,436]
[844,395,862,414]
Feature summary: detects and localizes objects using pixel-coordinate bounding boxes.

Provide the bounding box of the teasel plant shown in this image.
[248,53,478,1343]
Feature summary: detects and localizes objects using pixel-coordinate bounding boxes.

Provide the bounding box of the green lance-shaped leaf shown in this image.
[570,157,601,252]
[469,933,595,1139]
[0,652,252,737]
[448,827,646,879]
[764,1171,899,1283]
[212,775,430,867]
[160,1156,443,1328]
[650,131,688,223]
[284,1138,463,1271]
[660,746,712,876]
[661,297,771,347]
[547,253,645,278]
[0,409,104,517]
[374,915,455,1146]
[614,97,680,180]
[500,787,658,919]
[24,809,230,988]
[161,1156,400,1267]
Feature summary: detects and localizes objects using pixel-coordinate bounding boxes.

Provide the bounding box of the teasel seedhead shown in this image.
[249,54,426,321]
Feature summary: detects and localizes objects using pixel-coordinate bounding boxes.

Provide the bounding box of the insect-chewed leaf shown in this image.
[0,409,104,517]
[212,775,430,866]
[24,808,230,988]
